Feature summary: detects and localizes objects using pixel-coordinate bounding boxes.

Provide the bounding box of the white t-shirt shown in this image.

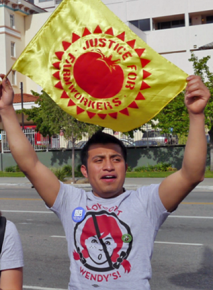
[51,183,169,290]
[0,220,24,271]
[51,182,169,290]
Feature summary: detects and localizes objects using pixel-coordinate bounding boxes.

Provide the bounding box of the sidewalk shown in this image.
[0,177,212,191]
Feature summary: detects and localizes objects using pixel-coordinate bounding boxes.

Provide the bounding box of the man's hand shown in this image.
[185,75,210,115]
[0,74,14,110]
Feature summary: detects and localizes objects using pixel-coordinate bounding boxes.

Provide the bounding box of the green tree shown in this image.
[21,90,101,182]
[148,53,213,168]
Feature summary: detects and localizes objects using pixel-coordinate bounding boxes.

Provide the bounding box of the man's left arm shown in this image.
[159,75,210,212]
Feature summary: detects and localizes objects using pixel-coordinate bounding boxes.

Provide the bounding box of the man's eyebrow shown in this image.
[91,154,105,160]
[110,154,123,159]
[92,153,123,160]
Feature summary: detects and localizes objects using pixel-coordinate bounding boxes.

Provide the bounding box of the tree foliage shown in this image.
[148,53,213,139]
[21,90,101,182]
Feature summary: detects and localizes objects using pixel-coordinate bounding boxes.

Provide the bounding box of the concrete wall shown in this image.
[0,145,210,171]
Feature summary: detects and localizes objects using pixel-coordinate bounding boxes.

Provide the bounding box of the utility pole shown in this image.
[20,82,24,130]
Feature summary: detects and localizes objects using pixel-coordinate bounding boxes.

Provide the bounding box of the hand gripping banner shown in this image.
[12,0,188,132]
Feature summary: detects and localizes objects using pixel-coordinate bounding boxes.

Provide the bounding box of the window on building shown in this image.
[11,42,15,57]
[130,18,150,31]
[11,71,16,85]
[10,14,15,28]
[206,15,213,24]
[157,19,185,30]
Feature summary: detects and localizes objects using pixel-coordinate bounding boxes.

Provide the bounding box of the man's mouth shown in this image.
[101,175,116,179]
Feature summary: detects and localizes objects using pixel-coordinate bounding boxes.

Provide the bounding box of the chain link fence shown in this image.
[1,129,60,153]
[1,126,181,153]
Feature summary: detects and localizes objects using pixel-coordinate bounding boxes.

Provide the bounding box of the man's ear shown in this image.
[81,165,88,178]
[125,163,128,172]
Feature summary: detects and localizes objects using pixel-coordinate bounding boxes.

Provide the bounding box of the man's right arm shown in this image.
[0,74,60,207]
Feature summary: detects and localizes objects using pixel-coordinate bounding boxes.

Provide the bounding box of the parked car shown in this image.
[135,140,158,147]
[67,141,87,149]
[67,140,75,149]
[75,141,87,149]
[142,131,178,145]
[119,139,136,147]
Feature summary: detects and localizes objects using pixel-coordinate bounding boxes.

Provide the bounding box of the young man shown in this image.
[0,74,210,289]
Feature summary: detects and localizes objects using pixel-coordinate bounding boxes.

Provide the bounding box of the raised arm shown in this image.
[0,74,60,207]
[159,75,210,212]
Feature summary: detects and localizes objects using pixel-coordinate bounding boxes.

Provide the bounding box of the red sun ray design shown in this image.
[82,27,91,37]
[77,106,85,114]
[140,81,151,90]
[52,26,152,122]
[109,112,118,119]
[72,33,80,43]
[62,41,71,51]
[105,27,114,36]
[98,114,107,119]
[55,81,63,90]
[61,91,69,99]
[143,70,152,79]
[135,48,145,57]
[116,32,125,41]
[128,101,139,109]
[94,25,102,34]
[141,58,151,68]
[126,39,136,49]
[53,71,60,80]
[53,62,60,69]
[119,108,129,116]
[87,111,96,119]
[55,51,64,60]
[68,99,76,106]
[135,92,145,100]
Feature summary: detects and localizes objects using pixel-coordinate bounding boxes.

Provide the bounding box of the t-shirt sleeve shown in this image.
[136,184,170,231]
[0,220,24,271]
[49,181,84,221]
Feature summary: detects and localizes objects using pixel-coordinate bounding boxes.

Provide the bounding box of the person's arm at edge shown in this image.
[0,268,23,290]
[159,75,210,212]
[0,74,60,207]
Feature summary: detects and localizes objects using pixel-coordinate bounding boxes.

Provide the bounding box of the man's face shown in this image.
[81,143,127,198]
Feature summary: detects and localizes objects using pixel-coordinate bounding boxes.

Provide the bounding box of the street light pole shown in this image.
[20,82,24,130]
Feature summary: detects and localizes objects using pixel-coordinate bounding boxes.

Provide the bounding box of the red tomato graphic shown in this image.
[73,51,124,99]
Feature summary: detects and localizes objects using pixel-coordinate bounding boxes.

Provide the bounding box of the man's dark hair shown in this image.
[81,130,127,167]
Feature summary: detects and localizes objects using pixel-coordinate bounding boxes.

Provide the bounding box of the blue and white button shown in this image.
[72,207,86,222]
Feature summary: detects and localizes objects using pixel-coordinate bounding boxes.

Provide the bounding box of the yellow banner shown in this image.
[13,0,188,132]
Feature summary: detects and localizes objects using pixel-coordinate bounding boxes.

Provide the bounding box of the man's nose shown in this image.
[103,159,114,170]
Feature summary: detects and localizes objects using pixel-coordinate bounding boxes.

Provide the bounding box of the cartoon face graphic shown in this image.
[73,211,132,273]
[85,233,117,264]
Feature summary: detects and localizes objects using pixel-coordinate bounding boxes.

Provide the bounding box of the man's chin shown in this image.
[93,188,123,198]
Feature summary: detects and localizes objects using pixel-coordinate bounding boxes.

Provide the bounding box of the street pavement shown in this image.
[0,176,212,191]
[1,177,213,290]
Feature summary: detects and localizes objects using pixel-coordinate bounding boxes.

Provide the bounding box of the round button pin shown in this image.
[72,207,86,222]
[122,234,132,243]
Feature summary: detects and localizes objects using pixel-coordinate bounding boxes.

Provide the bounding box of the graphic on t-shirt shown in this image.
[73,211,132,273]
